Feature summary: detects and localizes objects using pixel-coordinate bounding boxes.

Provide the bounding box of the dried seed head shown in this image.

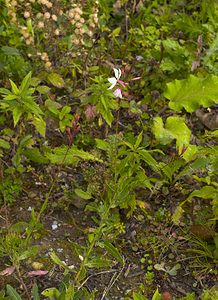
[36,12,43,18]
[45,61,52,68]
[51,14,57,21]
[54,29,60,35]
[37,21,45,28]
[24,11,30,18]
[44,12,51,19]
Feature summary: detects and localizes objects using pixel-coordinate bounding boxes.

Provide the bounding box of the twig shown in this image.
[100,260,125,300]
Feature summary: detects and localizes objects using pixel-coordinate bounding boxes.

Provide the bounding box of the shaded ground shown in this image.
[0,160,217,299]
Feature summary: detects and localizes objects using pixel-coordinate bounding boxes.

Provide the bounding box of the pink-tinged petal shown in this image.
[114,88,122,99]
[0,266,15,276]
[27,270,48,277]
[131,77,141,81]
[117,80,126,87]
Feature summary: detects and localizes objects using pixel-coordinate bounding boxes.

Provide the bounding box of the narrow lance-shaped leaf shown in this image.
[20,72,32,94]
[6,285,22,300]
[103,240,123,263]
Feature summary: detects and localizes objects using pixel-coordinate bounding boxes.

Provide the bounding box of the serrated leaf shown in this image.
[0,88,11,95]
[23,148,49,164]
[103,240,123,263]
[75,188,92,200]
[95,138,109,151]
[45,146,102,164]
[188,185,218,201]
[6,285,22,300]
[1,46,20,56]
[164,75,218,112]
[47,73,65,88]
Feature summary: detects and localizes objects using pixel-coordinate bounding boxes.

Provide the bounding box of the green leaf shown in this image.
[47,73,65,88]
[6,285,22,300]
[172,206,184,225]
[65,285,74,300]
[9,80,20,95]
[138,149,160,172]
[167,263,181,276]
[26,18,34,38]
[75,188,92,200]
[41,288,61,299]
[45,99,61,115]
[31,284,40,300]
[102,240,123,263]
[133,292,148,300]
[59,106,71,120]
[4,94,18,101]
[95,138,109,151]
[50,252,71,271]
[182,145,198,162]
[153,116,191,154]
[20,72,32,94]
[164,75,218,112]
[188,185,218,201]
[85,257,112,268]
[0,88,11,95]
[97,96,114,126]
[134,131,143,149]
[151,288,162,300]
[32,117,46,137]
[1,46,20,56]
[12,107,23,127]
[0,138,10,149]
[23,97,44,117]
[36,85,51,94]
[45,146,103,164]
[109,27,121,38]
[23,148,49,164]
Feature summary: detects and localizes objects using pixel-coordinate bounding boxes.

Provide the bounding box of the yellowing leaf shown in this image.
[47,73,65,88]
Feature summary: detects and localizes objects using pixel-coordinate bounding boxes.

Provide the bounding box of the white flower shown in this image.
[108,68,122,89]
[114,88,122,99]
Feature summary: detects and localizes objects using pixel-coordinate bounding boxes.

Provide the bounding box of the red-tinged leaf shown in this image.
[85,105,97,121]
[27,270,48,277]
[161,291,172,300]
[0,266,15,276]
